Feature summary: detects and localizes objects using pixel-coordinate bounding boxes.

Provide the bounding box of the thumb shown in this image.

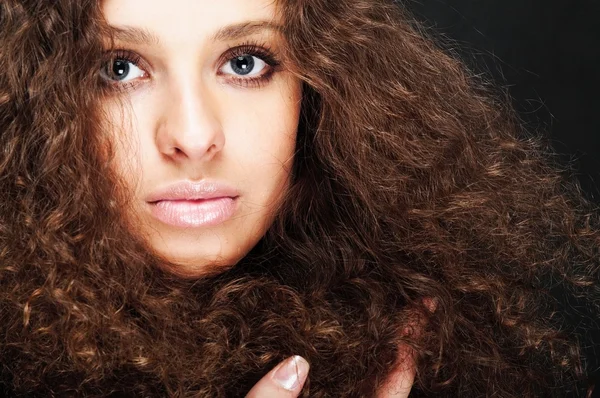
[245,355,310,398]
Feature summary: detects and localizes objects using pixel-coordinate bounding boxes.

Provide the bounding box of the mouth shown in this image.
[148,197,238,228]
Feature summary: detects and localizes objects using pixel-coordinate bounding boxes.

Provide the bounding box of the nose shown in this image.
[155,83,225,163]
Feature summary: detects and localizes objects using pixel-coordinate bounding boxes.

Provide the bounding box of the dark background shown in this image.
[403,0,600,202]
[400,0,600,393]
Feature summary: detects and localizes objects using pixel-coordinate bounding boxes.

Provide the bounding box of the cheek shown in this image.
[221,79,301,229]
[103,102,154,184]
[234,80,301,174]
[98,107,156,229]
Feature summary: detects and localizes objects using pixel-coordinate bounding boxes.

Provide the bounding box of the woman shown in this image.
[0,0,598,396]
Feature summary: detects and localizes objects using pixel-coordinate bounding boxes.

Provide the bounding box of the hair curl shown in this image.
[1,0,599,396]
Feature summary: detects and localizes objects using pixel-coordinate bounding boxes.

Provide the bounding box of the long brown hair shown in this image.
[1,0,598,396]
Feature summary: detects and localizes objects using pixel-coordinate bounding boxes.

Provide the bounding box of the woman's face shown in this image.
[101,0,301,276]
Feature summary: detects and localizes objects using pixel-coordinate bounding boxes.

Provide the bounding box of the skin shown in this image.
[101,0,414,395]
[247,353,414,397]
[102,0,301,276]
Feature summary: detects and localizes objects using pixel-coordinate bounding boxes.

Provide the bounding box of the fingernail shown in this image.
[273,355,309,391]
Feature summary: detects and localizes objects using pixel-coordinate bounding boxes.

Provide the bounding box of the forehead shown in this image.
[102,0,282,42]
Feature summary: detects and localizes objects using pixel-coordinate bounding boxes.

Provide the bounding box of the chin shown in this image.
[135,219,266,278]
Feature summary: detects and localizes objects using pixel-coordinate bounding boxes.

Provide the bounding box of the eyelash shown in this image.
[100,42,281,92]
[100,49,143,92]
[218,41,281,88]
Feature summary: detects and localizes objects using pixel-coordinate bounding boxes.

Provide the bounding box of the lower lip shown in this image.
[149,197,237,228]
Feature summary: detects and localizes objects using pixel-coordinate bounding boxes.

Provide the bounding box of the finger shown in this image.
[423,297,438,313]
[245,355,310,398]
[376,344,416,398]
[378,297,436,397]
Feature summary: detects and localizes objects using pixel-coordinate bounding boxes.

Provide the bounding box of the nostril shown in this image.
[206,144,218,155]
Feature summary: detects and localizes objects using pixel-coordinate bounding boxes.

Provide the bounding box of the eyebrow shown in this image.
[106,20,283,46]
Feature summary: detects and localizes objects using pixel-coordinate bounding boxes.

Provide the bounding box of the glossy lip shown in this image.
[146,180,240,202]
[146,181,240,228]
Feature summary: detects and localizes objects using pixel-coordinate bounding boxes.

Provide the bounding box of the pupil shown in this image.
[111,60,129,80]
[231,55,254,75]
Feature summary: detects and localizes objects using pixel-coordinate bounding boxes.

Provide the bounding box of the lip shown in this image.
[146,180,239,202]
[146,181,239,228]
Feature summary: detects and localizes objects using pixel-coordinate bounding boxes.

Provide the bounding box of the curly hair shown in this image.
[1,0,599,396]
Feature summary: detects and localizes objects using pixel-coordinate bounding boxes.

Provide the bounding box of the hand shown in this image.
[246,300,431,397]
[376,297,437,397]
[375,343,416,398]
[245,355,310,397]
[245,351,414,398]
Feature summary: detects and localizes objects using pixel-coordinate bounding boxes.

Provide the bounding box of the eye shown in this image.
[221,54,268,78]
[100,57,146,83]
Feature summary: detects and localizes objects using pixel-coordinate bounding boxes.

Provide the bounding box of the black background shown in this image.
[400,0,600,393]
[404,0,600,202]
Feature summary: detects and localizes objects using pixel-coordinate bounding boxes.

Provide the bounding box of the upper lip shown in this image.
[146,180,240,202]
